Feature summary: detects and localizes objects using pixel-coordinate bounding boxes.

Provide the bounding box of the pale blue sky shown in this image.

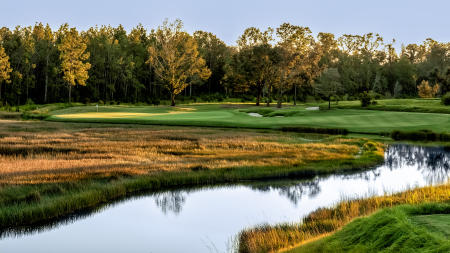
[1,0,448,47]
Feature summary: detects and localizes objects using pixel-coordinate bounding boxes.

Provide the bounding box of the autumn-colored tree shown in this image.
[275,23,322,107]
[0,45,12,102]
[417,80,439,98]
[147,20,211,106]
[57,25,91,103]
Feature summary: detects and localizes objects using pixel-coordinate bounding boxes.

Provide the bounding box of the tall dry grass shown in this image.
[0,120,363,184]
[238,183,450,253]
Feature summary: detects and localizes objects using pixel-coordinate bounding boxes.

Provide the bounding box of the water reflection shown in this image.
[249,180,321,205]
[0,144,449,253]
[386,144,450,184]
[154,191,187,215]
[152,144,449,215]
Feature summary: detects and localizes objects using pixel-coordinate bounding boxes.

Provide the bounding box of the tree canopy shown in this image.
[0,20,448,106]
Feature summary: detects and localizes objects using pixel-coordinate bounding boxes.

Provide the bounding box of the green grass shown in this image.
[411,214,450,239]
[288,203,450,253]
[330,98,450,114]
[47,103,450,134]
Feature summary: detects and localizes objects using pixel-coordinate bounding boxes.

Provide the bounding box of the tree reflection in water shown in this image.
[154,191,187,215]
[153,145,450,215]
[250,181,321,205]
[385,144,450,184]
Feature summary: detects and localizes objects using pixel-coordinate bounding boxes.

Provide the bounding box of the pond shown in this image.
[1,144,449,253]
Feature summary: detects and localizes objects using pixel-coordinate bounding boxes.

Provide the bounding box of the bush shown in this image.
[151,99,160,106]
[240,94,254,102]
[360,92,373,107]
[200,93,225,102]
[391,130,450,141]
[280,126,348,135]
[441,92,450,106]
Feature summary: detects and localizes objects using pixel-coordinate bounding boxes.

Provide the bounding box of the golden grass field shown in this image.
[0,119,363,184]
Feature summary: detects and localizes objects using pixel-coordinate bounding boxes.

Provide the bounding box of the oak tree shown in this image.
[147,20,210,106]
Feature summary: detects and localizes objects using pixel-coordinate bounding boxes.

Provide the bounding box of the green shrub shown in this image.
[280,126,348,135]
[441,92,450,106]
[360,92,373,107]
[391,129,450,141]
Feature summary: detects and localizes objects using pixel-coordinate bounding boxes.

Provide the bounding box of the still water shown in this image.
[1,144,449,252]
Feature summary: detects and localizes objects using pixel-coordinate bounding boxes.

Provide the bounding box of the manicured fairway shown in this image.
[48,104,450,134]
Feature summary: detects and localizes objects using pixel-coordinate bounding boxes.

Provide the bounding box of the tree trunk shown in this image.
[44,54,48,103]
[68,85,72,103]
[171,93,176,106]
[256,87,261,106]
[294,84,297,106]
[277,87,283,108]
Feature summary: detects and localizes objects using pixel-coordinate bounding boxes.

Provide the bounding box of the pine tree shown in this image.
[57,25,91,103]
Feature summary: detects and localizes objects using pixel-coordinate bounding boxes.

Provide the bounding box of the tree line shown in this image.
[0,20,449,107]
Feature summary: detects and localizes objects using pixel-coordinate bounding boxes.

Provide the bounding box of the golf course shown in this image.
[41,100,450,134]
[0,7,448,251]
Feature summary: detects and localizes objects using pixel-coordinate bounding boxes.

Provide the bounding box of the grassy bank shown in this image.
[329,98,450,114]
[238,184,450,253]
[289,203,450,253]
[46,103,450,134]
[0,120,384,230]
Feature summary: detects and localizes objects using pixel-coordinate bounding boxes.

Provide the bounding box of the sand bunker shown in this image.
[57,111,191,119]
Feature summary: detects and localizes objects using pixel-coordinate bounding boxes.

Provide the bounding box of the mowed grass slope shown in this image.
[288,203,450,253]
[411,214,450,239]
[47,103,450,134]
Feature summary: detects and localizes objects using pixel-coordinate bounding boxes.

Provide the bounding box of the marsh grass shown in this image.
[0,120,373,184]
[238,184,450,253]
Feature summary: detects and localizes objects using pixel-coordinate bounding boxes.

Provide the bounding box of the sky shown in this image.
[1,0,449,47]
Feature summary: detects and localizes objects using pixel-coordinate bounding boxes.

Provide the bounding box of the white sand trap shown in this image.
[306,107,320,111]
[248,112,263,117]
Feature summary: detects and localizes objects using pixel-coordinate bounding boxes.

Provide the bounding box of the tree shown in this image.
[417,80,439,98]
[0,45,12,102]
[315,68,342,109]
[147,20,211,106]
[32,23,56,103]
[57,25,91,103]
[274,23,321,107]
[193,30,229,97]
[235,27,275,106]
